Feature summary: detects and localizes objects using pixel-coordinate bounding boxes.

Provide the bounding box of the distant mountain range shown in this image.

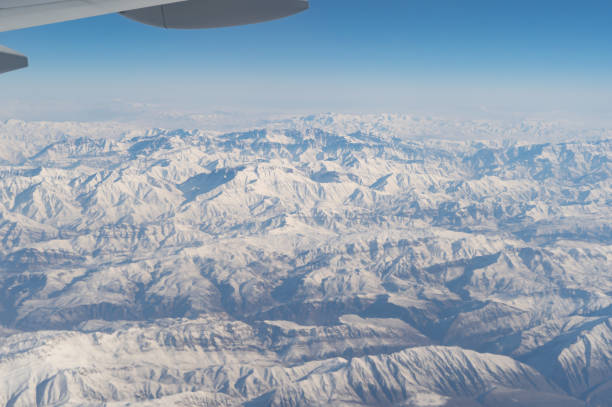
[0,114,610,406]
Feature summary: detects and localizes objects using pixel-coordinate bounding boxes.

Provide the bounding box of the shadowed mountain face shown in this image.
[0,115,610,406]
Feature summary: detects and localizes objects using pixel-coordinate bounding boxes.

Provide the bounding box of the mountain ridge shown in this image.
[0,114,610,406]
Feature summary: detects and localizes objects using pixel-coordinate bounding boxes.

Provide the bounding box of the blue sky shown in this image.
[0,0,611,123]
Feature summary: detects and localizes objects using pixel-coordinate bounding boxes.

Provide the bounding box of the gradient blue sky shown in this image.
[0,0,611,123]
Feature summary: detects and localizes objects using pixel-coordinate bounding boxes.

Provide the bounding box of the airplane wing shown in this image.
[0,0,187,32]
[0,44,27,74]
[0,0,308,74]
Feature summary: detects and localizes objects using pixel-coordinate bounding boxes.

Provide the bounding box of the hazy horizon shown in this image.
[1,0,611,124]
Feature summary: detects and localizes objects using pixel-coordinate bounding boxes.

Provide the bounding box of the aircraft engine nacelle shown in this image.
[121,0,309,29]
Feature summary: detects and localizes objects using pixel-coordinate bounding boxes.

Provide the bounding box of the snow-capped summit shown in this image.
[0,115,610,406]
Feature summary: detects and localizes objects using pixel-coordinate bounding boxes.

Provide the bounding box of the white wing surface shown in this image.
[0,0,185,32]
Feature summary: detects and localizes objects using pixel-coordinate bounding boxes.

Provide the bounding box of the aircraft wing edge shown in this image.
[0,45,28,74]
[0,0,186,32]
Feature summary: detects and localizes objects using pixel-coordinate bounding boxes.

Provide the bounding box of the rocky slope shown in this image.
[0,114,610,406]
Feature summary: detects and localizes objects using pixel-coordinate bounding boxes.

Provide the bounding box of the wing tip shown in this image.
[0,45,28,74]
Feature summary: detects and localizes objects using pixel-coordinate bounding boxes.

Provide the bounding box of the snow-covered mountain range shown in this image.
[0,114,610,406]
